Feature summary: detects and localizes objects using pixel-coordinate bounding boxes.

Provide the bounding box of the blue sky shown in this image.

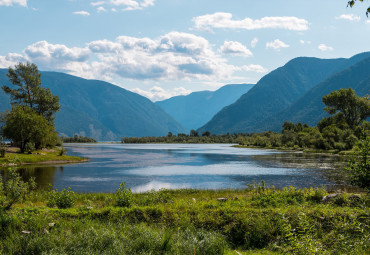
[0,0,369,101]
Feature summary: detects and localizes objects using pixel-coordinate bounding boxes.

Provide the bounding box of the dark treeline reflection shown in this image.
[0,166,60,190]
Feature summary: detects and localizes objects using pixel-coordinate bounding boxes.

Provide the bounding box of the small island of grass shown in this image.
[0,146,87,167]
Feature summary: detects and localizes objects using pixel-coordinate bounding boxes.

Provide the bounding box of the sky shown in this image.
[0,0,369,101]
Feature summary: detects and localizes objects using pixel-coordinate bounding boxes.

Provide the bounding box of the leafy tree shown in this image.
[2,62,60,122]
[190,129,199,137]
[322,88,370,128]
[1,106,58,152]
[347,133,370,190]
[347,0,370,17]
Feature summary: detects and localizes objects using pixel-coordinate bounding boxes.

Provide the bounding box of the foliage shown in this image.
[115,182,133,207]
[47,188,76,209]
[1,105,58,152]
[347,0,370,17]
[62,135,97,143]
[322,88,370,128]
[0,168,36,210]
[2,62,60,122]
[0,136,5,158]
[347,133,370,190]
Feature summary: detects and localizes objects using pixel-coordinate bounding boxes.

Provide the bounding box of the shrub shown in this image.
[347,134,370,191]
[0,168,36,210]
[0,137,5,158]
[47,188,76,209]
[115,182,133,207]
[24,142,35,154]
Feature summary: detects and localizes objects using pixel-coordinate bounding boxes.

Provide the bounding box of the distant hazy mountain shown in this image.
[0,70,184,140]
[263,56,370,130]
[199,52,370,134]
[156,83,254,131]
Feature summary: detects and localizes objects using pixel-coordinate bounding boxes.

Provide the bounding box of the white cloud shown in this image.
[299,40,311,44]
[131,86,192,101]
[0,53,26,68]
[266,39,290,51]
[109,0,155,11]
[251,37,258,48]
[336,14,361,21]
[0,0,26,7]
[366,20,370,24]
[318,44,333,52]
[97,6,107,12]
[193,12,309,32]
[73,11,90,16]
[0,32,267,83]
[91,1,105,6]
[219,41,253,57]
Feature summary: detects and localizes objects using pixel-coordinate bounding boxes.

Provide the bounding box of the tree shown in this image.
[1,106,58,152]
[2,62,60,122]
[347,133,370,190]
[322,88,370,128]
[347,0,370,17]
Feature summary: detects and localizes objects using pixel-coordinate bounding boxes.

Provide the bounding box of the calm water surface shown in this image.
[8,144,348,192]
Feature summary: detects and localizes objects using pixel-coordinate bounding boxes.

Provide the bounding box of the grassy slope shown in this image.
[1,187,368,254]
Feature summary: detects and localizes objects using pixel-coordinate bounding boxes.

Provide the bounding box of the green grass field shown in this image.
[0,186,368,254]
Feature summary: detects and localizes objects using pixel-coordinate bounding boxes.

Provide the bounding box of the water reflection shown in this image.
[0,144,348,193]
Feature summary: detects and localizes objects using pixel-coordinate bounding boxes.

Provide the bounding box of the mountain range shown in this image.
[0,70,184,140]
[199,52,370,134]
[155,83,254,132]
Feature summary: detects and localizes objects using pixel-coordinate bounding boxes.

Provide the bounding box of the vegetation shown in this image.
[0,136,5,158]
[0,147,86,166]
[0,178,368,254]
[1,62,61,152]
[62,135,97,143]
[347,133,370,191]
[347,0,370,17]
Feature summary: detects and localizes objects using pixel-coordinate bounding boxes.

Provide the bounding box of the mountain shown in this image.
[0,70,184,140]
[199,52,370,134]
[156,83,254,131]
[263,56,370,129]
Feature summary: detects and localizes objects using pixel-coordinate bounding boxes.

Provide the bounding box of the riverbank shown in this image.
[0,146,87,167]
[1,187,368,254]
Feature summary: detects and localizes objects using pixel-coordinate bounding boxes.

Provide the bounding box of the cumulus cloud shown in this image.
[266,39,290,51]
[318,44,333,52]
[366,20,370,24]
[193,12,309,32]
[92,0,155,11]
[73,11,90,16]
[0,0,26,7]
[0,32,267,83]
[97,6,107,12]
[250,38,258,48]
[336,14,361,21]
[131,86,192,101]
[219,41,253,57]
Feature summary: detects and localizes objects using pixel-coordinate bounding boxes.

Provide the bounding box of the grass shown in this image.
[0,147,87,166]
[0,186,369,254]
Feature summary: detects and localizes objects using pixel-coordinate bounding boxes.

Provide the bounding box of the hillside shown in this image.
[156,83,254,131]
[0,70,184,140]
[199,52,370,134]
[264,56,370,129]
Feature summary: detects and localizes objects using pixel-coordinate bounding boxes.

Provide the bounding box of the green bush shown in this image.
[115,182,133,207]
[47,188,76,209]
[0,168,36,210]
[24,142,36,154]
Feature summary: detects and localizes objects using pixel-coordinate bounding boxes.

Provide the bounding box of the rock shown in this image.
[86,206,93,210]
[217,198,228,202]
[192,198,196,203]
[322,193,341,203]
[21,230,31,234]
[49,223,56,227]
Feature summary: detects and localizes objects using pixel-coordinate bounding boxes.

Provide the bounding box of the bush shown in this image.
[0,168,36,210]
[47,188,76,209]
[115,182,133,207]
[347,134,370,191]
[24,142,35,154]
[0,136,5,158]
